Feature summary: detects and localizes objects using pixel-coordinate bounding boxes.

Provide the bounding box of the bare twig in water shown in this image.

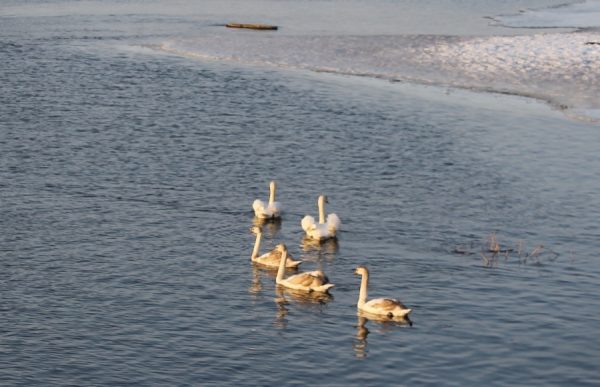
[460,234,561,268]
[480,252,491,267]
[547,249,560,262]
[516,240,524,258]
[454,245,473,255]
[527,245,544,265]
[529,245,544,257]
[487,232,500,253]
[481,251,499,268]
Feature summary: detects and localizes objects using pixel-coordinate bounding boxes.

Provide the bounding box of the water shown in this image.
[2,1,600,385]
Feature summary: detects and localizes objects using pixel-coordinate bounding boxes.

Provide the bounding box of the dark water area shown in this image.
[2,3,600,385]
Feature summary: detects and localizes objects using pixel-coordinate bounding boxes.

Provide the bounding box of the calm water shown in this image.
[2,1,600,385]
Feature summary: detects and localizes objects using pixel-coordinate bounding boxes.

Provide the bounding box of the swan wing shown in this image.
[255,249,301,268]
[366,298,410,313]
[301,215,316,232]
[253,199,266,215]
[304,270,329,283]
[286,272,326,287]
[254,249,281,266]
[366,298,399,311]
[326,213,341,232]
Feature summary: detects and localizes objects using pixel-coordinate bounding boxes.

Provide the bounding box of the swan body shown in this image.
[253,181,282,219]
[354,265,411,319]
[301,195,341,240]
[276,245,334,293]
[251,227,301,269]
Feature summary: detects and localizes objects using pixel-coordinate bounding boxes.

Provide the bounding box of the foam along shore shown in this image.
[226,23,278,30]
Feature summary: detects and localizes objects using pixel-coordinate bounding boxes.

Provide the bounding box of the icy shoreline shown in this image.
[492,0,600,29]
[160,28,600,122]
[154,0,600,122]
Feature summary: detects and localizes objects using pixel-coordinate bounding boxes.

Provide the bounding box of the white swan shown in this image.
[253,181,282,219]
[354,265,411,319]
[276,245,334,293]
[251,226,302,269]
[301,195,341,241]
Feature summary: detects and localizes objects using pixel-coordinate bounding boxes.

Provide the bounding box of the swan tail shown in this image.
[317,283,335,292]
[326,213,341,232]
[301,215,316,232]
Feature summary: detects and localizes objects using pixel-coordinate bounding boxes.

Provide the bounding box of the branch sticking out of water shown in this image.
[455,233,561,268]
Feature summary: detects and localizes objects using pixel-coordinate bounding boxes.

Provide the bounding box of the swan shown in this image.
[251,226,302,269]
[301,195,341,241]
[354,265,411,319]
[276,245,334,293]
[253,181,282,219]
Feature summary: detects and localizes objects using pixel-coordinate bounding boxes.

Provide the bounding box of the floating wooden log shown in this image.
[226,23,278,31]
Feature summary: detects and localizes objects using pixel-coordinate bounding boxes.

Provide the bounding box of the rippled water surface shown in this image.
[2,1,600,385]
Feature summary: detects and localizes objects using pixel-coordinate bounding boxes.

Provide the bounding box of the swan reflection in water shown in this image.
[300,236,339,264]
[249,266,264,295]
[301,235,339,253]
[252,216,282,238]
[273,286,333,329]
[249,262,300,296]
[353,313,413,359]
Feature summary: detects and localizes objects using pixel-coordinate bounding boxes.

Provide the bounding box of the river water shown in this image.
[1,1,600,385]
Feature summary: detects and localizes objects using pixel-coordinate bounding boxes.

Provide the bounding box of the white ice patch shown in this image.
[413,32,600,118]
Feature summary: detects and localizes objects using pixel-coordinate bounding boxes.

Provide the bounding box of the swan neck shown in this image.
[358,272,368,307]
[251,232,261,259]
[318,196,325,224]
[269,181,276,205]
[276,248,287,283]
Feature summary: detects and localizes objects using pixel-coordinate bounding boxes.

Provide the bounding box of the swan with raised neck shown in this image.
[301,194,341,241]
[276,245,334,293]
[318,194,326,224]
[251,226,301,268]
[253,181,282,219]
[354,265,411,319]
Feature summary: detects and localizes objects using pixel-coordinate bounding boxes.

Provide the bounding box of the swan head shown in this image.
[279,244,288,254]
[354,265,369,276]
[318,195,329,205]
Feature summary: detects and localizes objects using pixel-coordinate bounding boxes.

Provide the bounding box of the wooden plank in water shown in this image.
[226,23,278,31]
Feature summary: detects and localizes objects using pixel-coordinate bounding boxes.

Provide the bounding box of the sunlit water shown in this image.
[2,1,600,385]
